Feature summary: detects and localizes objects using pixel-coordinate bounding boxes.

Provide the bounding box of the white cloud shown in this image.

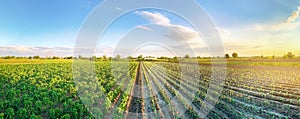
[272,22,300,31]
[134,11,229,54]
[0,46,73,57]
[116,7,127,12]
[116,7,122,11]
[0,45,116,57]
[136,25,152,31]
[287,6,300,23]
[216,27,232,41]
[134,11,170,25]
[95,45,114,56]
[247,22,300,32]
[164,24,200,41]
[272,6,300,31]
[135,11,201,41]
[0,46,34,53]
[245,6,300,31]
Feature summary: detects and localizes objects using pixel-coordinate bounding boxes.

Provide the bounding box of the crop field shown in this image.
[0,60,300,119]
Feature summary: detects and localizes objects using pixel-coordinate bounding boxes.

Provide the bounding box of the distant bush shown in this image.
[232,52,238,58]
[284,52,295,59]
[225,54,230,58]
[184,55,190,59]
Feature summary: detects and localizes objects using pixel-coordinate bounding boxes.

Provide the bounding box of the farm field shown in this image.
[0,60,299,118]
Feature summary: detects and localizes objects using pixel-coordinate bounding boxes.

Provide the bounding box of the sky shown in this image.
[0,0,300,57]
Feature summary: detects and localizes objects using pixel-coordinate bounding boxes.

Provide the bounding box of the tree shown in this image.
[52,56,60,59]
[33,55,40,59]
[158,56,168,59]
[91,56,97,61]
[272,55,275,59]
[232,52,238,58]
[127,56,133,59]
[64,56,73,59]
[102,55,107,60]
[286,52,295,59]
[3,56,15,59]
[78,55,84,59]
[114,55,121,61]
[184,55,190,59]
[225,54,230,58]
[137,55,143,61]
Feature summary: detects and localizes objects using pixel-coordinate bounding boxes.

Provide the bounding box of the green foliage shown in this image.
[232,52,238,58]
[61,114,71,119]
[102,55,107,60]
[0,113,4,119]
[3,61,139,118]
[48,108,56,119]
[225,54,230,58]
[285,52,295,59]
[55,108,62,117]
[33,55,40,59]
[35,100,43,113]
[29,114,43,119]
[52,56,60,59]
[1,59,299,118]
[138,55,143,61]
[127,56,133,59]
[2,56,16,59]
[5,108,14,119]
[17,108,28,118]
[114,55,121,61]
[184,54,190,59]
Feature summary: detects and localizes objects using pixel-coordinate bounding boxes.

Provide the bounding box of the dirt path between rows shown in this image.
[141,62,159,119]
[126,62,145,119]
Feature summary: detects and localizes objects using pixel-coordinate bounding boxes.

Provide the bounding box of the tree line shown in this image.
[1,52,299,60]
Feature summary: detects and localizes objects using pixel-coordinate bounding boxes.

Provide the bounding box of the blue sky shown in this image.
[0,0,300,57]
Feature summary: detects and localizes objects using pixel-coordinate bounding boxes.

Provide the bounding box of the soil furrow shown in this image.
[126,62,145,119]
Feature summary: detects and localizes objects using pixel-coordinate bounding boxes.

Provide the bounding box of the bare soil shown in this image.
[126,62,145,118]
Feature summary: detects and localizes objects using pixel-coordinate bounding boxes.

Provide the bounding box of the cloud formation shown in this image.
[135,11,200,42]
[0,46,74,57]
[0,46,114,57]
[134,11,170,25]
[273,6,300,30]
[136,25,152,31]
[286,6,300,23]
